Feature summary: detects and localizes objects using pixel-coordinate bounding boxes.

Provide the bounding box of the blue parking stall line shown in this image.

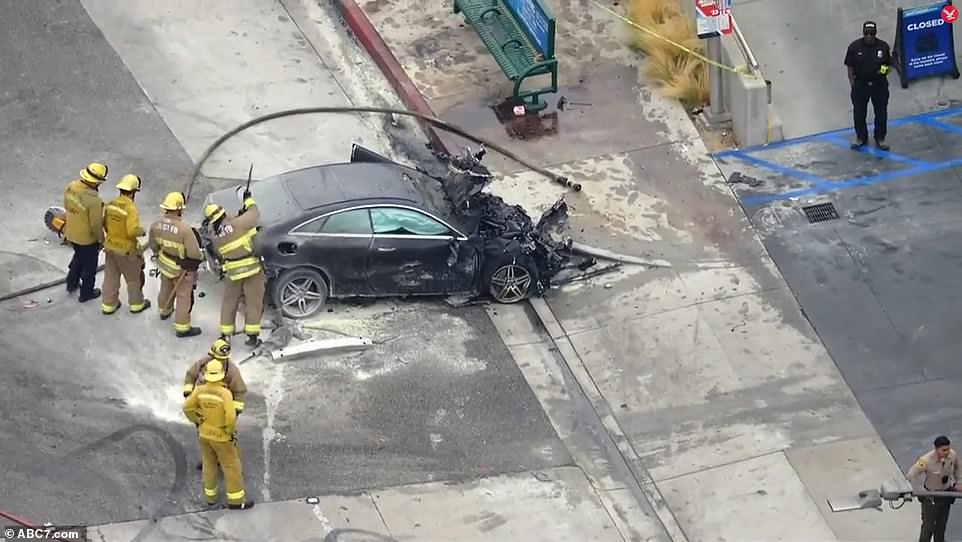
[820,135,930,166]
[739,156,962,207]
[917,116,962,136]
[719,151,833,185]
[712,106,962,158]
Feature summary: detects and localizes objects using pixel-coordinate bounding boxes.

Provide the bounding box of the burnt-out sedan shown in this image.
[202,145,573,319]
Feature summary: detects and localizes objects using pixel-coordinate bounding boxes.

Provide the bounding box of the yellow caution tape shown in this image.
[591,1,761,79]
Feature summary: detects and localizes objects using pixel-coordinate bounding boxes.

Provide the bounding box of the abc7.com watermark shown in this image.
[3,526,87,541]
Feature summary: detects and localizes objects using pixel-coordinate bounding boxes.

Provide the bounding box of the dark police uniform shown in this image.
[844,21,892,147]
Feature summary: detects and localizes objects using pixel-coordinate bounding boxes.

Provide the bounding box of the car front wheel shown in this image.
[272,267,329,319]
[484,256,538,304]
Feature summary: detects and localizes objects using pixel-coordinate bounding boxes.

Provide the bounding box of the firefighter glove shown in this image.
[181,258,201,272]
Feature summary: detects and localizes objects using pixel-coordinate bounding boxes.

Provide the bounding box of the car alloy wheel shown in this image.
[489,263,532,303]
[279,275,326,318]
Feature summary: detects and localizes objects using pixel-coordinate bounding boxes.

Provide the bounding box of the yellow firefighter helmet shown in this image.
[160,191,185,211]
[79,162,108,185]
[204,359,225,382]
[210,337,231,360]
[116,174,141,192]
[204,203,227,224]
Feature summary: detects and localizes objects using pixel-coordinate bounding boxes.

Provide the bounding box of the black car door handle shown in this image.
[377,247,396,252]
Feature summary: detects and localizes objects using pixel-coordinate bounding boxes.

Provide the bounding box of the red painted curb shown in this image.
[334,0,450,155]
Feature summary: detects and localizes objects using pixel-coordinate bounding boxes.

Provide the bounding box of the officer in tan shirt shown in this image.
[907,435,962,542]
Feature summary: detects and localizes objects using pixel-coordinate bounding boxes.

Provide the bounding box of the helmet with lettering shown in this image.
[210,337,231,360]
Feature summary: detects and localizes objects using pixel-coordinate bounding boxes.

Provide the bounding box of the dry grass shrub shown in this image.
[625,0,709,107]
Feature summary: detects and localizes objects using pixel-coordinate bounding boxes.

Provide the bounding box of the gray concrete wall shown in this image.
[719,33,784,146]
[673,0,783,147]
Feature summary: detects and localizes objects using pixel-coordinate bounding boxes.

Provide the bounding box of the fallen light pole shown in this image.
[267,337,373,362]
[829,476,961,512]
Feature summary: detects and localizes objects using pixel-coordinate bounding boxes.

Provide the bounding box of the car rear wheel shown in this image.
[484,256,538,304]
[273,268,328,319]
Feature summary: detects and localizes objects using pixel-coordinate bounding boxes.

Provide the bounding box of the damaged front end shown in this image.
[441,145,587,295]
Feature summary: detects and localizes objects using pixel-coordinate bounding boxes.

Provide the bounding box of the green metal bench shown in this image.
[454,0,558,112]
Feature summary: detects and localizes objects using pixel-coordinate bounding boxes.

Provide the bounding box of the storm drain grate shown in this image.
[801,202,839,223]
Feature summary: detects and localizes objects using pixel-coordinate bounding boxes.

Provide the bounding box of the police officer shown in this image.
[204,188,265,348]
[64,162,107,302]
[101,174,150,315]
[845,21,892,150]
[148,192,203,337]
[907,435,962,542]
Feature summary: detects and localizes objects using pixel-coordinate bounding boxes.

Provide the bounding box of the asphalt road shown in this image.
[0,0,567,527]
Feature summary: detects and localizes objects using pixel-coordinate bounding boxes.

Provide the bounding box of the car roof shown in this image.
[279,162,433,210]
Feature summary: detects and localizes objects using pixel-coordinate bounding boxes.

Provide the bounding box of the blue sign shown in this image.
[505,0,554,57]
[894,0,960,87]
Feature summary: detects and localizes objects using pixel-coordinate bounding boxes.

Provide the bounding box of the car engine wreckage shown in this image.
[356,141,593,298]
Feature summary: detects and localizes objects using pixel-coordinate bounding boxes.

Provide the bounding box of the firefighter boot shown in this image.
[177,327,202,338]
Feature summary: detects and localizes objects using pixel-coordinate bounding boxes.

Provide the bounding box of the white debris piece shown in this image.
[268,336,374,361]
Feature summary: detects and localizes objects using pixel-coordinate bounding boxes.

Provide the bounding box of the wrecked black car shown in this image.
[202,144,578,319]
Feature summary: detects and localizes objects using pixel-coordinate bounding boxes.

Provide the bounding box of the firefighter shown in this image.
[204,187,265,348]
[183,337,248,471]
[182,359,254,510]
[64,162,107,302]
[101,174,150,315]
[183,337,247,414]
[148,192,203,337]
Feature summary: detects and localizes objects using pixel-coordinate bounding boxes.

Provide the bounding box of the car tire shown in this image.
[272,267,329,319]
[483,255,539,304]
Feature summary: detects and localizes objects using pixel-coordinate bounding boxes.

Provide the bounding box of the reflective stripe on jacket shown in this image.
[63,179,104,245]
[103,195,144,254]
[183,355,248,412]
[212,201,262,281]
[183,382,236,442]
[148,216,202,279]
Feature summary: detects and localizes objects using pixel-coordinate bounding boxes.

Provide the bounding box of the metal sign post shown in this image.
[695,0,733,127]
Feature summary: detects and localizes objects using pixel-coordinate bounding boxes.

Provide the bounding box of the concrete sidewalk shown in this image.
[89,467,625,541]
[339,0,923,539]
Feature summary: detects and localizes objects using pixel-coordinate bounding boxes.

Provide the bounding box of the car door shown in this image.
[367,206,457,295]
[287,208,373,295]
